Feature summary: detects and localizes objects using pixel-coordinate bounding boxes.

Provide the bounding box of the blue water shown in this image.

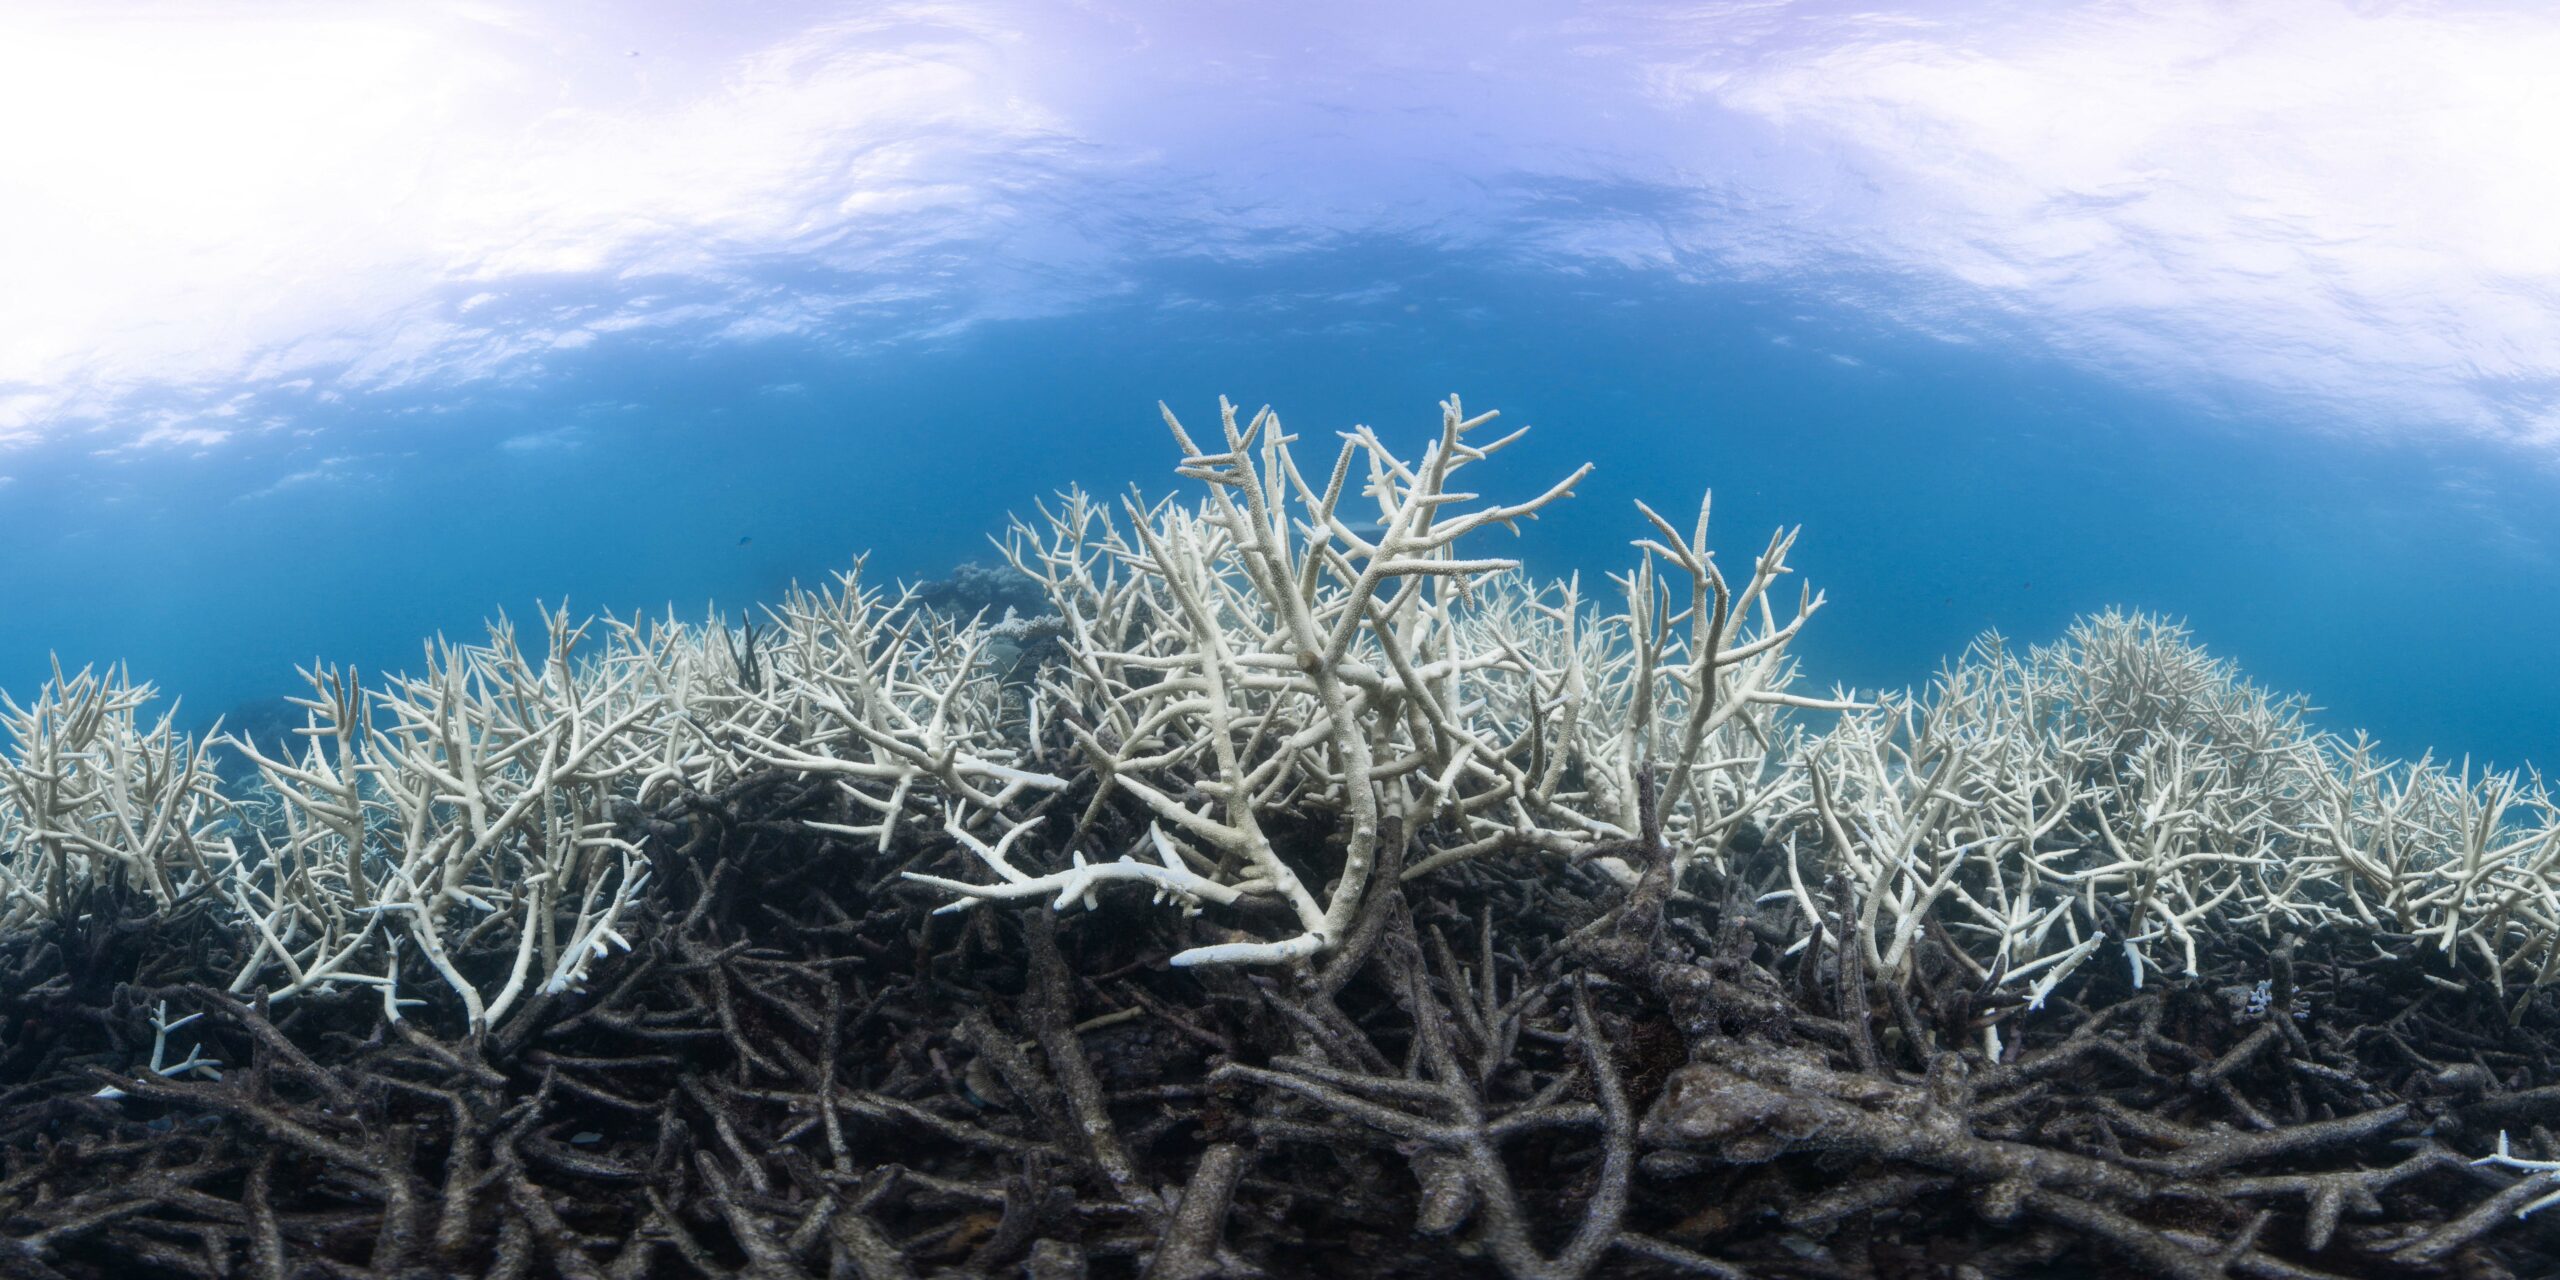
[5,246,2553,770]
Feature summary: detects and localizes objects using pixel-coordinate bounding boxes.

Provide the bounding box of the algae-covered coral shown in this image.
[0,399,2557,1278]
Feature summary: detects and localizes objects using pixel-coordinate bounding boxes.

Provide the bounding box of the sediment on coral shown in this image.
[0,396,2556,1277]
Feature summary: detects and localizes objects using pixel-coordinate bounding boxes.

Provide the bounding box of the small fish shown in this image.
[737,535,753,546]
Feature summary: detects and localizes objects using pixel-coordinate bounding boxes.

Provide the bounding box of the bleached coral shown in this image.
[0,395,2554,1035]
[915,396,1834,965]
[1780,612,2560,1050]
[0,661,235,926]
[222,609,664,1030]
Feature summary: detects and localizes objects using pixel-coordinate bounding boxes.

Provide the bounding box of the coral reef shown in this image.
[0,397,2555,1277]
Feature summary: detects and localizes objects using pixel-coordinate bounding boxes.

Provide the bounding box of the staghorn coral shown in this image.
[1,398,2559,1277]
[0,395,2552,1032]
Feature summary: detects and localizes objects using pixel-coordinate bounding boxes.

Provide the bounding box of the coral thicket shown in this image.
[0,398,2556,1277]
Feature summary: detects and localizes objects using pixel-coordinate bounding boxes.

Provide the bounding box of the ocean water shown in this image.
[3,2,2555,774]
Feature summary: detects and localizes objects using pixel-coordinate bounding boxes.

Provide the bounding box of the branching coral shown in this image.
[926,396,1834,966]
[1,396,2555,1029]
[1767,613,2560,1053]
[0,661,235,926]
[5,396,2560,1277]
[222,609,663,1031]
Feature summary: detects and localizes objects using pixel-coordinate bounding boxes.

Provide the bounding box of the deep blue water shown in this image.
[6,247,2554,771]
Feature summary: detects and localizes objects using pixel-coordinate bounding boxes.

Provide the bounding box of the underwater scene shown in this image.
[3,2,2559,1276]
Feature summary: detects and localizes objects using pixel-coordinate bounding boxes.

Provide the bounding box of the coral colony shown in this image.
[3,398,2560,1277]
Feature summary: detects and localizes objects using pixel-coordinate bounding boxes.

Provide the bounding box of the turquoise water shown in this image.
[3,4,2554,771]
